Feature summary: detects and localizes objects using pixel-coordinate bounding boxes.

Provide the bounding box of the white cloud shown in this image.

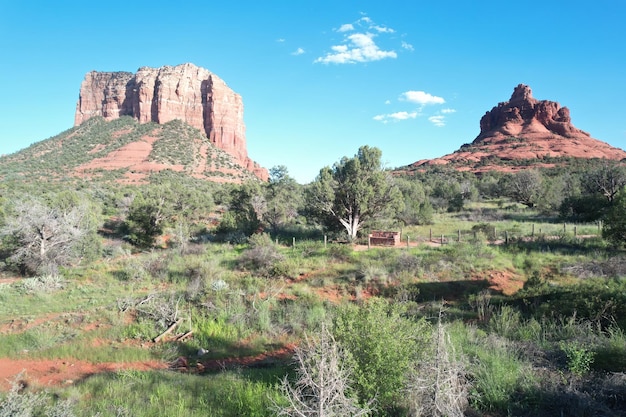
[373,111,418,123]
[400,91,445,105]
[441,108,456,114]
[338,23,354,32]
[292,47,305,56]
[384,99,391,105]
[276,38,285,43]
[428,115,446,127]
[401,41,414,51]
[372,25,394,33]
[315,16,400,64]
[315,32,397,64]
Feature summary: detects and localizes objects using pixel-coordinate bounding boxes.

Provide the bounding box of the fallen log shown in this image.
[176,331,194,342]
[154,318,183,343]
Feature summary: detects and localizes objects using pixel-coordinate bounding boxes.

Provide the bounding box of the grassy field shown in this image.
[1,204,626,416]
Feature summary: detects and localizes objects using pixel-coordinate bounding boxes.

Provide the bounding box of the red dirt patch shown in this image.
[197,343,296,373]
[0,358,167,390]
[476,269,524,296]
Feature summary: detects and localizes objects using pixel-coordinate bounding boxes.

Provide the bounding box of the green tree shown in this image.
[333,298,430,415]
[124,193,167,248]
[602,187,626,246]
[123,179,215,248]
[306,146,402,241]
[219,180,266,236]
[506,170,543,208]
[583,161,626,203]
[263,166,303,234]
[395,178,433,225]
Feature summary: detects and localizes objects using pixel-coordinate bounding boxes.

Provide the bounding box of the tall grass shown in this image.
[73,369,283,417]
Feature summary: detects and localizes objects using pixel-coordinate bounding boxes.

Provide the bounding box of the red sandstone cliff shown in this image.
[407,84,626,173]
[75,63,267,180]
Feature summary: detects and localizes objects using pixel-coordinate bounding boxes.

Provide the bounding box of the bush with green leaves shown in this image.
[560,341,595,376]
[333,298,430,415]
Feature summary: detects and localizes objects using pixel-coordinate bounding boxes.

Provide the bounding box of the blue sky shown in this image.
[1,0,625,183]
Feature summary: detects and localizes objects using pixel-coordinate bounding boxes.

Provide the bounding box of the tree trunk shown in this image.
[339,213,360,241]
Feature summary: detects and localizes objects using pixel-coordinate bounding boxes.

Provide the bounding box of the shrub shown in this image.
[326,243,353,262]
[0,376,77,417]
[19,274,64,294]
[238,234,285,277]
[333,298,430,415]
[560,342,595,376]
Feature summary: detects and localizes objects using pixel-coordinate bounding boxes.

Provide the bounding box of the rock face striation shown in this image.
[75,63,267,180]
[407,84,626,172]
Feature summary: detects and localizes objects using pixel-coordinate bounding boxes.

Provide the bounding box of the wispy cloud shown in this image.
[428,115,446,127]
[401,41,414,51]
[374,90,452,125]
[292,47,305,56]
[315,16,398,64]
[373,111,419,123]
[338,23,354,32]
[400,91,445,105]
[276,38,285,43]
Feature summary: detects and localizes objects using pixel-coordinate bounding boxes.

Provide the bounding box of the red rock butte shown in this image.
[409,84,626,172]
[75,63,267,180]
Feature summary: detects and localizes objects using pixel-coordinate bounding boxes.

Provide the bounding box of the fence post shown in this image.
[292,237,296,248]
[563,223,566,234]
[368,235,371,249]
[458,229,461,242]
[574,226,577,237]
[531,224,535,238]
[441,234,444,245]
[429,228,432,242]
[505,230,508,245]
[324,235,327,248]
[407,235,410,248]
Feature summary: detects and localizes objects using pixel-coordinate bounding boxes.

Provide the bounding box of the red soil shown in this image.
[0,358,167,390]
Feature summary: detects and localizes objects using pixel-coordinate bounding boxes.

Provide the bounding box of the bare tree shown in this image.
[0,198,91,274]
[405,314,468,417]
[274,324,372,417]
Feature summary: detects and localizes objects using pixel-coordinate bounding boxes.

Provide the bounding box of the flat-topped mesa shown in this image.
[75,63,266,179]
[476,84,590,142]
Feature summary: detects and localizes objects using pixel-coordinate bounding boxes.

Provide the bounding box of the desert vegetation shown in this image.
[1,146,626,416]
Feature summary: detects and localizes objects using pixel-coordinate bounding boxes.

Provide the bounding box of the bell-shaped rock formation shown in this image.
[476,84,591,141]
[404,84,626,173]
[75,63,267,180]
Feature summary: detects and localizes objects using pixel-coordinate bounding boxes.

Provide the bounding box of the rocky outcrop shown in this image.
[476,84,591,141]
[75,63,267,180]
[405,84,626,173]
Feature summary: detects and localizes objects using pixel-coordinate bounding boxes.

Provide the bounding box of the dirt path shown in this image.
[0,358,168,390]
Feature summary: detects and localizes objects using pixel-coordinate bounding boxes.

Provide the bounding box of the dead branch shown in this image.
[154,318,183,343]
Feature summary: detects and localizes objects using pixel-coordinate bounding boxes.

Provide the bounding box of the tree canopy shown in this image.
[306,146,402,240]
